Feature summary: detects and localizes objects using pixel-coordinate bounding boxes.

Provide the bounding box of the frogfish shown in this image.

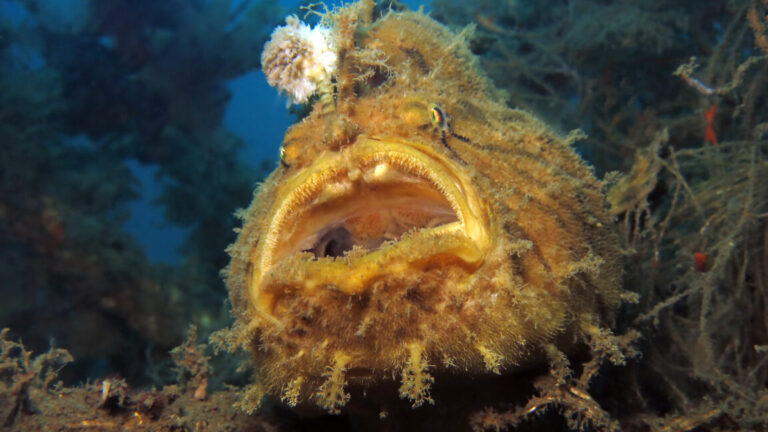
[223,1,625,414]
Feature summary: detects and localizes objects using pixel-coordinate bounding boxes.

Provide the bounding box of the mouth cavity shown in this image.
[253,137,489,304]
[294,169,460,259]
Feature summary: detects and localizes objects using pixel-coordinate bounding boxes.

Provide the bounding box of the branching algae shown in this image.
[221,1,633,414]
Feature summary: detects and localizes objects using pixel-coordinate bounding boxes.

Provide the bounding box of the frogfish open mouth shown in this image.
[223,1,626,413]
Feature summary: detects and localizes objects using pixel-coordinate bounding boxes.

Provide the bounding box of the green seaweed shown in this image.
[0,328,74,427]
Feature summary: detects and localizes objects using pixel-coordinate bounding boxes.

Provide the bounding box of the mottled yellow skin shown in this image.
[225,3,622,413]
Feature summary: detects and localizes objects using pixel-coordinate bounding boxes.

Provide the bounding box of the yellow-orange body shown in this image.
[225,2,622,413]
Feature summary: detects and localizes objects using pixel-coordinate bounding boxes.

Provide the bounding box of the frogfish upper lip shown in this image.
[251,135,491,314]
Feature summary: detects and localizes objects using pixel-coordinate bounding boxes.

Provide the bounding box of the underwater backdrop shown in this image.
[1,0,767,431]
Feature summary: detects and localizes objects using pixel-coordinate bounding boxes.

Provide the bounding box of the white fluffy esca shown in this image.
[261,16,338,105]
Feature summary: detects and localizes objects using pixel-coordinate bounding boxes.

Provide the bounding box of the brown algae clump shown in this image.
[223,1,629,413]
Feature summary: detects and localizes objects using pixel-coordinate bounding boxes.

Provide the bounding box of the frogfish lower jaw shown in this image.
[252,136,491,314]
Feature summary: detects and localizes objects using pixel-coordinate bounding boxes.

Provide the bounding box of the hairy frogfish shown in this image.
[223,1,625,413]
